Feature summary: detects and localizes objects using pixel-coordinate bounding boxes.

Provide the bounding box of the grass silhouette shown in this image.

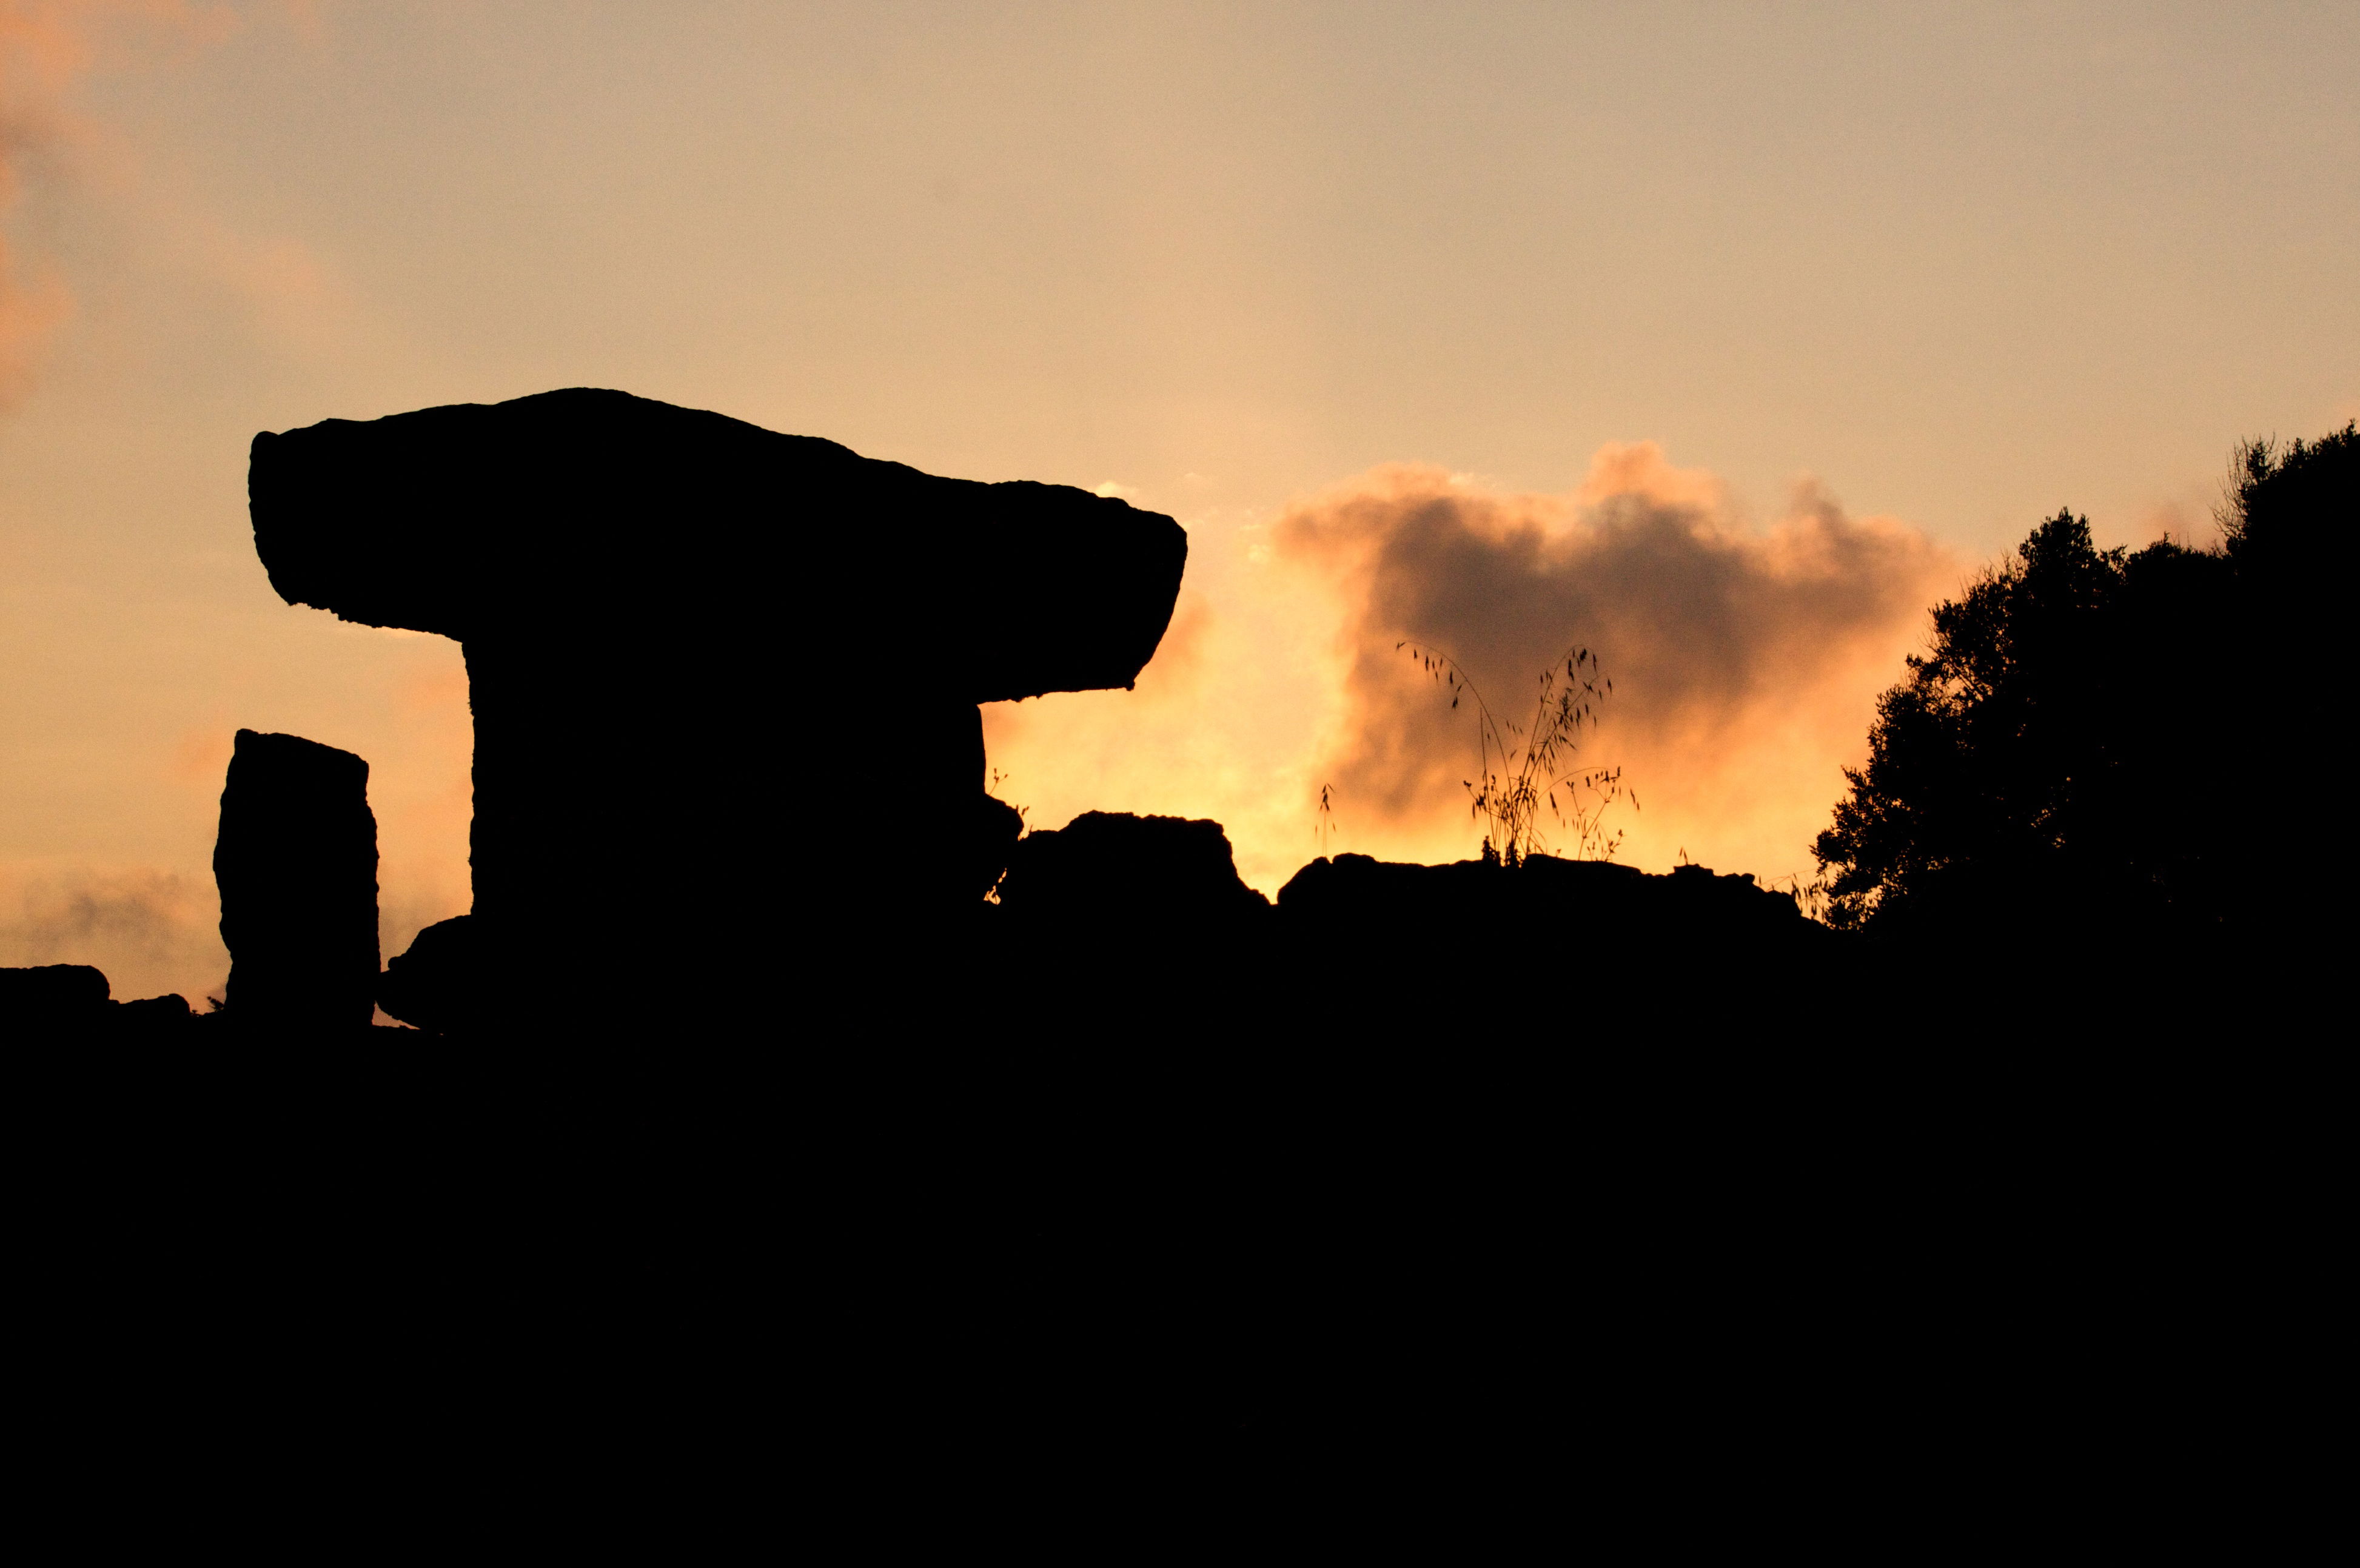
[1396,640,1634,866]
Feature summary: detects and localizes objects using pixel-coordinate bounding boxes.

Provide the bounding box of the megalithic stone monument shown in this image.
[215,729,381,1033]
[246,388,1187,1035]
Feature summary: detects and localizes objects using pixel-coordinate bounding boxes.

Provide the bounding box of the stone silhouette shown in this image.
[997,811,1271,933]
[0,964,114,1034]
[375,914,480,1037]
[214,729,380,1034]
[0,965,198,1039]
[247,388,1186,1034]
[1276,851,1826,949]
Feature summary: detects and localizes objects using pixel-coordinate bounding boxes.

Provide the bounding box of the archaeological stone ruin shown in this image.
[243,387,1188,1033]
[8,384,1854,1044]
[213,728,381,1034]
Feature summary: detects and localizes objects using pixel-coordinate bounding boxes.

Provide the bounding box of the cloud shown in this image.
[0,862,227,1001]
[977,446,1951,896]
[0,2,295,405]
[1274,443,1953,879]
[0,1,85,403]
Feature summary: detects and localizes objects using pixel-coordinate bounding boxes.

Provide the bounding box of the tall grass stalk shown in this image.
[1399,641,1634,866]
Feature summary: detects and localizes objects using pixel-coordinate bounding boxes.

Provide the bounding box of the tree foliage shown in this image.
[1814,424,2355,950]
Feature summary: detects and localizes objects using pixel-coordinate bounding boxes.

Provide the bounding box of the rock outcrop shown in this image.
[997,811,1270,933]
[214,729,380,1034]
[0,967,200,1039]
[1276,853,1825,946]
[375,915,480,1036]
[986,834,1847,1040]
[0,965,114,1034]
[1273,853,1845,1034]
[248,389,1187,1034]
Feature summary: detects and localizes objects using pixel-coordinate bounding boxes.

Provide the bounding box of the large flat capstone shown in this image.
[247,389,1187,1033]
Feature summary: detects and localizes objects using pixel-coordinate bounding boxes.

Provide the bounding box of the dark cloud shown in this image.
[1276,446,1951,871]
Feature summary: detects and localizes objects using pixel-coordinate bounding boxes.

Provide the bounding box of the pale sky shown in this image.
[4,2,2355,1002]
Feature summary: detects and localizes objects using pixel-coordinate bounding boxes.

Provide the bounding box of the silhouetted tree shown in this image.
[1814,424,2354,959]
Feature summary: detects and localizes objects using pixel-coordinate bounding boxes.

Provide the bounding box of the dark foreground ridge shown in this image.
[8,814,2311,1495]
[0,963,193,1039]
[5,811,1842,1042]
[13,402,2336,1503]
[983,811,1846,1037]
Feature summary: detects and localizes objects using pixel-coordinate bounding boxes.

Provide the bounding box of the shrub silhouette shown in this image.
[1814,423,2354,956]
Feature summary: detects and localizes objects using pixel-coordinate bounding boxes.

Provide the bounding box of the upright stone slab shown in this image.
[215,729,380,1034]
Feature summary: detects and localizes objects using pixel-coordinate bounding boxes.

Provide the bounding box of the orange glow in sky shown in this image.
[3,3,2353,1002]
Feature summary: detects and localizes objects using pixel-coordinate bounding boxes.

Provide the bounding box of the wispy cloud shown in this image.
[0,1,87,404]
[0,2,320,405]
[0,861,226,1000]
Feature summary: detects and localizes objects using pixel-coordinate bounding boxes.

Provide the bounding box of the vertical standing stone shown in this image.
[215,729,380,1033]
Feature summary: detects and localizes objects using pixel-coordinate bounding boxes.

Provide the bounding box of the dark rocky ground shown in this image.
[6,814,1845,1044]
[7,816,2323,1507]
[18,396,2339,1516]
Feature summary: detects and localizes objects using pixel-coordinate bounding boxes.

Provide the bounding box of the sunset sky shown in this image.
[3,1,2355,1003]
